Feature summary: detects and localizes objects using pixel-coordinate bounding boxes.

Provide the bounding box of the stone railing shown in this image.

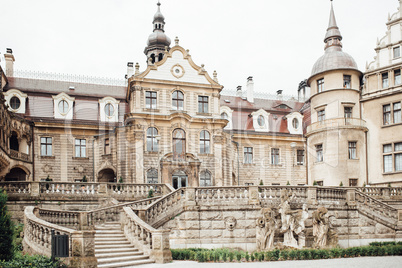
[1,181,171,201]
[258,186,308,205]
[38,208,83,230]
[195,186,249,204]
[317,187,346,204]
[122,207,172,263]
[355,187,402,200]
[9,149,30,162]
[142,188,186,228]
[0,181,32,194]
[354,190,398,228]
[23,206,96,268]
[307,117,367,134]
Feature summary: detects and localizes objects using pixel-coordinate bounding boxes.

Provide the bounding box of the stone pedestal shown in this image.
[185,187,196,207]
[346,189,356,205]
[150,230,172,263]
[70,231,97,268]
[307,187,317,205]
[31,181,40,197]
[249,186,259,205]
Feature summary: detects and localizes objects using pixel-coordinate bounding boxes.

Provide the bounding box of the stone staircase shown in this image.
[95,222,154,267]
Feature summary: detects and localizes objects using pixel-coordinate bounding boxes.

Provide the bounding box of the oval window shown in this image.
[258,115,265,127]
[105,103,114,117]
[58,100,69,114]
[292,118,299,129]
[10,96,21,110]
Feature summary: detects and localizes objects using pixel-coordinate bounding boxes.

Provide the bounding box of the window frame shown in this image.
[198,96,209,113]
[58,100,69,114]
[75,139,86,158]
[317,78,324,93]
[104,138,110,155]
[145,91,157,109]
[199,130,210,154]
[172,90,184,111]
[317,109,325,122]
[394,69,401,86]
[40,137,52,157]
[146,127,159,152]
[297,149,305,165]
[382,72,389,89]
[9,96,21,110]
[243,147,253,164]
[348,141,357,160]
[173,129,186,161]
[271,148,280,165]
[104,103,115,117]
[383,142,402,173]
[383,104,391,125]
[199,170,212,187]
[393,102,401,124]
[394,46,401,59]
[349,179,358,187]
[343,75,351,89]
[316,144,323,162]
[147,168,158,184]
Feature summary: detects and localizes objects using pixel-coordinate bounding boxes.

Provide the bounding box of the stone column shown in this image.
[150,230,172,263]
[307,187,317,205]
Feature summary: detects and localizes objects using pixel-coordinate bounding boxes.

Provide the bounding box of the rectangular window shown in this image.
[382,72,389,88]
[395,143,402,171]
[317,109,325,122]
[104,138,110,155]
[316,144,323,162]
[383,104,391,125]
[383,144,393,172]
[40,137,52,156]
[198,96,209,113]
[317,78,324,93]
[244,147,253,164]
[297,149,305,165]
[394,102,401,124]
[394,46,401,58]
[394,69,401,85]
[348,141,357,159]
[344,107,352,124]
[343,75,351,89]
[75,139,86,157]
[317,181,323,186]
[145,91,157,109]
[349,179,358,187]
[271,148,279,165]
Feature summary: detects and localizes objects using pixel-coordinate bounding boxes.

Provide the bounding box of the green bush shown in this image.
[245,252,250,262]
[279,250,289,260]
[288,250,297,260]
[0,252,66,268]
[235,251,242,262]
[0,189,13,261]
[222,251,227,262]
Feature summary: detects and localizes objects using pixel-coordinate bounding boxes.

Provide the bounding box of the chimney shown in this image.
[5,48,15,77]
[246,76,254,103]
[127,62,134,78]
[277,90,283,100]
[236,86,242,97]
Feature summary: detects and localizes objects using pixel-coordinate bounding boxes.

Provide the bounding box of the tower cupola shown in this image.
[144,1,171,65]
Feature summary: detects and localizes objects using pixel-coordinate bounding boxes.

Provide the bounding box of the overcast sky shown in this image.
[0,0,399,96]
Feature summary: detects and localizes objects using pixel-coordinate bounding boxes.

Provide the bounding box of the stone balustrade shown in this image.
[306,117,367,134]
[317,187,346,204]
[0,181,31,194]
[258,186,308,205]
[356,187,402,200]
[195,186,249,204]
[122,207,171,263]
[107,183,164,198]
[38,208,82,229]
[9,149,30,162]
[23,206,96,268]
[40,182,100,195]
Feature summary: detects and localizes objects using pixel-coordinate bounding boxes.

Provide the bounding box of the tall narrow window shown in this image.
[344,107,352,118]
[317,78,324,93]
[383,104,391,125]
[198,96,209,113]
[382,73,389,88]
[394,46,401,58]
[394,69,401,85]
[297,150,304,165]
[244,147,253,164]
[145,91,157,109]
[221,112,228,119]
[75,139,86,158]
[173,129,185,161]
[41,137,52,156]
[146,127,158,152]
[395,143,402,171]
[383,144,392,172]
[104,138,110,155]
[343,75,351,89]
[147,169,158,184]
[172,91,184,110]
[317,110,325,122]
[199,171,212,187]
[316,144,323,162]
[348,142,357,160]
[271,148,279,165]
[199,130,210,154]
[394,102,401,124]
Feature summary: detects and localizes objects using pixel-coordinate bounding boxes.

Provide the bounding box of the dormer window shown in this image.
[286,112,303,135]
[292,118,299,129]
[52,93,75,119]
[58,100,69,114]
[4,89,28,114]
[99,96,119,123]
[105,103,114,117]
[251,109,269,132]
[10,96,20,110]
[257,115,265,127]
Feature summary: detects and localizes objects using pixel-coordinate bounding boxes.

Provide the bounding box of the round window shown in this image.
[105,103,114,117]
[258,115,265,127]
[10,96,21,110]
[292,118,299,129]
[58,100,69,114]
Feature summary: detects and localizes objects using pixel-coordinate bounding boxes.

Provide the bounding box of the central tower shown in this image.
[144,1,171,64]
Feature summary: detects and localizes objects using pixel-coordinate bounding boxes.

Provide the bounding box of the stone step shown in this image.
[95,240,131,245]
[97,255,150,265]
[95,234,126,238]
[95,226,121,230]
[95,250,143,259]
[95,247,139,254]
[97,259,154,268]
[95,230,124,234]
[95,237,127,242]
[95,244,135,249]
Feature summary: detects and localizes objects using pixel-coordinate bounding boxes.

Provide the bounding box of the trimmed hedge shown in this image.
[171,244,402,263]
[0,252,67,268]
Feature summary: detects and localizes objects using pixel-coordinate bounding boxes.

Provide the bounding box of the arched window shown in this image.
[58,100,69,114]
[221,112,228,120]
[146,127,158,152]
[199,130,210,154]
[147,169,158,184]
[10,96,21,110]
[200,170,212,187]
[172,91,184,110]
[173,129,185,161]
[105,103,114,117]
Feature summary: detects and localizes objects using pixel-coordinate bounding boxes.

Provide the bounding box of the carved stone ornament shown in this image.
[163,237,170,250]
[72,240,82,257]
[42,164,52,173]
[153,237,161,250]
[84,239,95,256]
[171,64,185,79]
[224,216,237,231]
[256,207,280,251]
[312,207,338,248]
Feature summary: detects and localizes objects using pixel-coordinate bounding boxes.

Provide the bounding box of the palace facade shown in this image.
[0,1,401,187]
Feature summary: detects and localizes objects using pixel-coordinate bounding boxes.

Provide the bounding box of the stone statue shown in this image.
[279,190,299,248]
[292,204,309,248]
[256,207,280,251]
[312,207,338,248]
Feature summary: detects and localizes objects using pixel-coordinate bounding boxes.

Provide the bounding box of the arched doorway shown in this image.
[98,168,115,183]
[9,131,19,151]
[5,167,27,181]
[172,170,187,189]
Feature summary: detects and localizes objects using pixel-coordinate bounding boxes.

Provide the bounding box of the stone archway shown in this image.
[5,167,27,181]
[98,168,116,183]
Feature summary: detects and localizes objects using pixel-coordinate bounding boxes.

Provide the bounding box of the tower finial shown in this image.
[324,0,342,50]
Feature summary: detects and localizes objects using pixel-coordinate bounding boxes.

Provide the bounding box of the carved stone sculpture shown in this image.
[256,207,279,251]
[224,216,237,231]
[312,207,338,248]
[279,190,299,248]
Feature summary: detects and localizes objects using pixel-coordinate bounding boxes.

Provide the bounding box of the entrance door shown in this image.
[172,171,187,189]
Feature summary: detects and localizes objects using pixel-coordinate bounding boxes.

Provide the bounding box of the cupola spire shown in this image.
[324,0,343,50]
